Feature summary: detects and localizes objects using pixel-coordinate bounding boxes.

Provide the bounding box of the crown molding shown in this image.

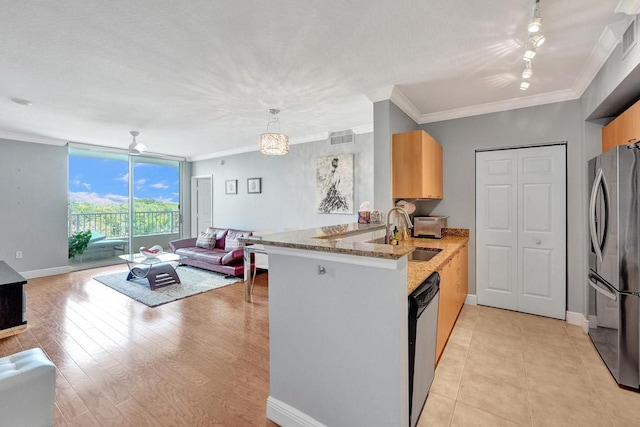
[572,25,620,98]
[416,89,579,123]
[365,85,395,103]
[290,132,330,145]
[388,87,423,123]
[188,131,342,162]
[351,123,374,134]
[615,0,640,15]
[0,130,68,146]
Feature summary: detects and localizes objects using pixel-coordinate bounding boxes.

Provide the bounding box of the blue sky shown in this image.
[69,156,179,204]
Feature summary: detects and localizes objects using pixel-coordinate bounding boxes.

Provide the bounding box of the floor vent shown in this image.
[623,17,637,59]
[330,130,355,145]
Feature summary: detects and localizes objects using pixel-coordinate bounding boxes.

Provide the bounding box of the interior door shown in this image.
[516,145,566,318]
[475,150,518,311]
[476,145,566,319]
[191,176,212,237]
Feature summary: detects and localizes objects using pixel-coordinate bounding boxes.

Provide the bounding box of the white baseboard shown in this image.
[566,311,589,334]
[464,294,477,305]
[266,396,327,427]
[20,266,70,279]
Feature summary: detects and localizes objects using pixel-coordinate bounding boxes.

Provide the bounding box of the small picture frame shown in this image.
[225,179,237,195]
[247,177,262,194]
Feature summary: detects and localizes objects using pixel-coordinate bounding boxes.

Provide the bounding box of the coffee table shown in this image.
[118,253,185,290]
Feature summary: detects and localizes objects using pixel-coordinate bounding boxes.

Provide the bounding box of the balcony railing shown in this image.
[69,211,179,238]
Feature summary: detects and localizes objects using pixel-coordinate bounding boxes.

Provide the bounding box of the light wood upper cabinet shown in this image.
[602,99,640,152]
[392,130,443,199]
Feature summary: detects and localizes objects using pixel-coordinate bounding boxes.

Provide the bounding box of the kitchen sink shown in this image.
[409,248,442,262]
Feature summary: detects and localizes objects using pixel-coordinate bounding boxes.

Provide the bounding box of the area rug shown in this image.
[93,266,242,307]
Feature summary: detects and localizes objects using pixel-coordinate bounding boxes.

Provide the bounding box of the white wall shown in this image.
[0,138,69,274]
[268,247,408,427]
[191,133,374,233]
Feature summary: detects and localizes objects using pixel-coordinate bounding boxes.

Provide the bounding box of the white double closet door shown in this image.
[476,145,566,319]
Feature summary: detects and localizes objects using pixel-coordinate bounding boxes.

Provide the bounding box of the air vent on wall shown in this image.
[329,130,355,145]
[623,17,637,59]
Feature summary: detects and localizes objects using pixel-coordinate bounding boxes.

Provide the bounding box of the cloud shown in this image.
[82,183,91,190]
[69,192,128,204]
[154,197,176,203]
[71,179,81,186]
[150,182,169,190]
[115,173,129,182]
[135,179,146,185]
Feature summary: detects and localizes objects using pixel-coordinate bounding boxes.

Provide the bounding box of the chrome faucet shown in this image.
[385,207,414,244]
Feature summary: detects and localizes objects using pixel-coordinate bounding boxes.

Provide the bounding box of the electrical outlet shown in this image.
[15,251,22,259]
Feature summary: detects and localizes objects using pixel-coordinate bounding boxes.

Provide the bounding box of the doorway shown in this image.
[475,144,566,319]
[191,175,213,237]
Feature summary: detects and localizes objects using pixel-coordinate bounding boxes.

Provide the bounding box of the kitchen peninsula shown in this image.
[245,223,468,427]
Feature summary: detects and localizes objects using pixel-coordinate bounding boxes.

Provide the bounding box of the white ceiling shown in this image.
[0,0,628,160]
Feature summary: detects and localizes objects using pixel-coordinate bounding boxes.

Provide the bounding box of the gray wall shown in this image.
[420,101,585,313]
[0,139,68,274]
[191,133,374,233]
[373,100,419,212]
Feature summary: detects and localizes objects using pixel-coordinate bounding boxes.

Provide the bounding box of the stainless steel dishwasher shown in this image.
[408,272,440,427]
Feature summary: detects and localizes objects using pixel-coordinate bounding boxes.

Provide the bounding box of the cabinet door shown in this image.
[392,130,443,199]
[436,259,455,361]
[602,99,640,152]
[424,133,444,199]
[459,243,468,307]
[392,131,423,198]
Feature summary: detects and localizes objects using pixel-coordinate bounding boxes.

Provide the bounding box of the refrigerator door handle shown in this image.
[588,273,617,301]
[589,168,609,264]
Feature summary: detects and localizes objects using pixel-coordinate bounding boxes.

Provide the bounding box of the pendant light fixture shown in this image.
[128,130,147,154]
[259,109,289,155]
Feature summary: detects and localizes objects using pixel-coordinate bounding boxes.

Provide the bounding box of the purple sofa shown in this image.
[169,228,253,276]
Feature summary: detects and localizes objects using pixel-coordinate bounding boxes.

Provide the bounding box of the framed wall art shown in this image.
[225,179,237,195]
[316,154,354,214]
[247,178,262,194]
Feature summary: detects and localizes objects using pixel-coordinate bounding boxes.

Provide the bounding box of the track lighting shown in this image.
[523,44,536,61]
[522,61,533,79]
[528,18,541,33]
[530,33,545,48]
[528,0,542,33]
[520,81,530,90]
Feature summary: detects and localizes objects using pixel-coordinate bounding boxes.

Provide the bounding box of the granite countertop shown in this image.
[239,223,469,295]
[400,235,469,295]
[240,223,415,260]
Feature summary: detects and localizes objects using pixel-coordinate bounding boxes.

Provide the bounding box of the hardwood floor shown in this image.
[0,265,277,426]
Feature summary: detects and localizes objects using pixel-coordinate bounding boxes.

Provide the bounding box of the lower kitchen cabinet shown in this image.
[435,243,468,362]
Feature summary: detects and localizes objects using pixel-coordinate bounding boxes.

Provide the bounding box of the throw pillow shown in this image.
[224,229,252,251]
[195,231,217,249]
[205,227,228,249]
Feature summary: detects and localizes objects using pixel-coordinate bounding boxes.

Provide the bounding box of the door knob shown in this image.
[535,239,541,245]
[318,265,326,275]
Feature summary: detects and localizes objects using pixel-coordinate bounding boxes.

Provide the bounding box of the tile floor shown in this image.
[418,304,640,426]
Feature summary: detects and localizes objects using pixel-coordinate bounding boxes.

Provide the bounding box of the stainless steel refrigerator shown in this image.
[588,144,640,389]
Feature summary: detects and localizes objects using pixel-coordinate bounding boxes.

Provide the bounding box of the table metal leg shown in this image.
[243,248,253,302]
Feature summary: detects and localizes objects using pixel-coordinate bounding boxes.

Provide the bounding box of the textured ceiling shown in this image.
[0,0,625,159]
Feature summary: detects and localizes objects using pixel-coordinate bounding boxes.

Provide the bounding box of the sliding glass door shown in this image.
[68,147,181,267]
[130,156,180,255]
